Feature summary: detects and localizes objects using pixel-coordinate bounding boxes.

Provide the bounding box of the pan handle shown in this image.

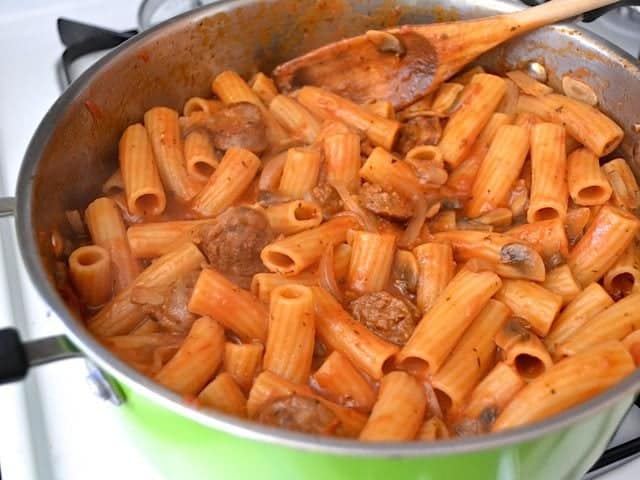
[0,327,82,384]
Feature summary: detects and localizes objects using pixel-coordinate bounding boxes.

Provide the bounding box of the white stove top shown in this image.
[0,2,638,479]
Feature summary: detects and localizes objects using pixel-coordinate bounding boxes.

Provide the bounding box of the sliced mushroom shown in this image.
[497,242,546,282]
[562,75,598,106]
[365,30,406,56]
[495,317,532,351]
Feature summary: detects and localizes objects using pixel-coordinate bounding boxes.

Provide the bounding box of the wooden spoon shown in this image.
[273,0,618,109]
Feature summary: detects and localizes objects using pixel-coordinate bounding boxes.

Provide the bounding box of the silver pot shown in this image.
[1,0,640,478]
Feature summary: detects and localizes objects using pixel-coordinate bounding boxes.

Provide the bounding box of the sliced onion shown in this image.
[318,244,343,302]
[399,195,429,248]
[333,184,378,232]
[258,151,288,191]
[423,381,444,419]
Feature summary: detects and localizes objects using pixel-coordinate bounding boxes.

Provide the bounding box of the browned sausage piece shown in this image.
[257,394,340,435]
[184,102,268,154]
[311,183,343,219]
[396,116,442,156]
[358,182,414,221]
[193,207,275,287]
[348,291,418,346]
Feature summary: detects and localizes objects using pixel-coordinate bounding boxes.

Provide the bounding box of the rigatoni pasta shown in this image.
[64,65,640,442]
[144,107,199,202]
[527,123,567,222]
[263,285,315,384]
[85,197,140,292]
[119,123,166,216]
[567,148,612,206]
[438,73,507,167]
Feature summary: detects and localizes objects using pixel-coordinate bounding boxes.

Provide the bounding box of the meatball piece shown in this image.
[396,116,442,156]
[184,102,268,153]
[348,291,418,346]
[133,271,199,333]
[358,182,414,221]
[257,394,339,435]
[193,207,275,287]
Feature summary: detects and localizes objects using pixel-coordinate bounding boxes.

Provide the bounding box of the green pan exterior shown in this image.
[118,385,634,480]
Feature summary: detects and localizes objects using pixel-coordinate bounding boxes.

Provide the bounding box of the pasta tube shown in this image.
[223,342,264,393]
[466,125,529,218]
[278,147,322,199]
[102,168,124,195]
[495,319,553,380]
[567,148,612,206]
[269,94,321,144]
[249,272,316,304]
[493,342,634,431]
[359,147,422,198]
[68,245,112,307]
[446,112,511,195]
[183,97,223,116]
[119,123,166,216]
[297,86,400,150]
[263,200,323,235]
[250,72,278,105]
[568,205,640,286]
[507,218,569,266]
[397,268,502,375]
[528,123,567,222]
[127,219,210,258]
[433,230,545,282]
[363,100,395,119]
[413,243,455,314]
[505,70,553,97]
[198,372,247,417]
[155,316,225,396]
[313,350,376,411]
[464,362,525,420]
[438,74,507,167]
[261,216,357,275]
[324,133,361,191]
[432,300,510,409]
[85,197,140,292]
[545,283,614,353]
[192,147,261,217]
[311,287,398,380]
[184,130,218,182]
[188,268,268,342]
[604,239,640,298]
[417,417,450,441]
[602,158,640,211]
[263,285,315,384]
[144,107,199,202]
[347,231,396,294]
[88,242,205,336]
[516,94,623,157]
[431,82,464,114]
[557,292,640,356]
[359,371,426,441]
[495,280,563,337]
[542,265,581,306]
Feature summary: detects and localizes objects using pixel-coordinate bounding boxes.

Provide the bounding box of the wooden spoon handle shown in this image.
[510,0,620,30]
